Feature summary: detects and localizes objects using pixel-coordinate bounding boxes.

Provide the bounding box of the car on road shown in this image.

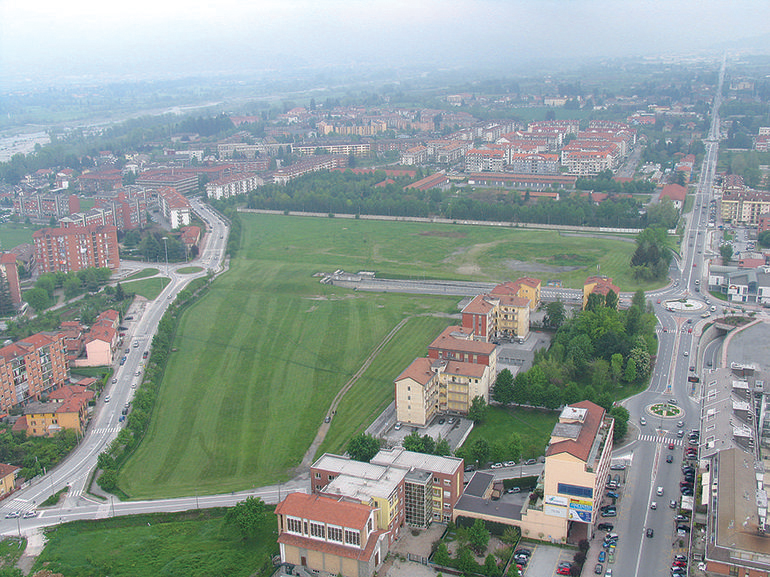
[504,461,516,467]
[143,351,149,359]
[670,500,677,509]
[595,563,604,574]
[610,463,626,470]
[125,348,130,354]
[646,528,654,538]
[666,454,674,463]
[490,462,503,469]
[675,515,689,522]
[640,417,647,426]
[601,509,616,517]
[606,491,619,499]
[111,377,117,384]
[650,501,657,509]
[438,418,445,424]
[104,395,111,403]
[683,351,689,356]
[598,551,606,562]
[135,370,141,376]
[525,458,537,465]
[557,568,571,576]
[394,422,402,430]
[4,511,19,519]
[657,486,664,496]
[668,442,675,450]
[119,356,126,365]
[23,510,37,518]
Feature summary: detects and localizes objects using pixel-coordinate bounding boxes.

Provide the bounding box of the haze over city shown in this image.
[3,0,770,85]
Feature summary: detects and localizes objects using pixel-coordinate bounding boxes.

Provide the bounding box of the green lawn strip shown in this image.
[70,366,111,380]
[31,509,277,577]
[176,266,204,274]
[121,277,170,300]
[683,194,694,215]
[462,405,560,460]
[316,313,458,458]
[0,223,39,249]
[124,268,159,280]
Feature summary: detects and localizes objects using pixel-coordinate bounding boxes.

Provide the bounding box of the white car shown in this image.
[104,395,111,403]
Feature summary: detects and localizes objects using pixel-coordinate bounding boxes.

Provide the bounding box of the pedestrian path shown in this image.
[91,426,121,435]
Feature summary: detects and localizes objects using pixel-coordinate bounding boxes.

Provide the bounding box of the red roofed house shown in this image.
[20,383,94,436]
[582,276,620,310]
[660,183,687,210]
[404,172,450,192]
[72,310,119,367]
[275,492,388,577]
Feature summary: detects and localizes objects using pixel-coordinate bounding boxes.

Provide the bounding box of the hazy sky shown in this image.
[2,0,770,84]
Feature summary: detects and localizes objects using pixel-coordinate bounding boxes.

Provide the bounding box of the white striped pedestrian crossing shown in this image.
[638,434,683,446]
[91,426,121,434]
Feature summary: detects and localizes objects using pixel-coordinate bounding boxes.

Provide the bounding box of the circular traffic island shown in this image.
[664,298,706,313]
[648,403,683,418]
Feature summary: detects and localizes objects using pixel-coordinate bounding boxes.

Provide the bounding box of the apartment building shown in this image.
[427,326,498,372]
[292,143,371,157]
[14,191,79,222]
[509,152,559,175]
[491,278,541,311]
[275,492,388,577]
[136,170,198,195]
[0,253,21,309]
[33,225,119,273]
[721,190,770,226]
[0,332,69,415]
[77,169,123,193]
[157,187,191,229]
[462,294,530,342]
[465,149,504,172]
[205,172,263,200]
[271,156,347,185]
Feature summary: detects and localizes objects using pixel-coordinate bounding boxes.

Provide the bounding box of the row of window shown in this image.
[285,516,367,547]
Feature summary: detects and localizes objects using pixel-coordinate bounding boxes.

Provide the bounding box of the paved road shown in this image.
[0,199,230,535]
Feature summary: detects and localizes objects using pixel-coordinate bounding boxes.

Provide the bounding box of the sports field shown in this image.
[119,214,661,498]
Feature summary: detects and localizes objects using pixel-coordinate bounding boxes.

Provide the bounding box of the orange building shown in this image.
[33,225,119,273]
[582,276,620,310]
[17,383,94,436]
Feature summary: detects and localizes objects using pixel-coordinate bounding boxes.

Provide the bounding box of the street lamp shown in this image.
[162,237,169,275]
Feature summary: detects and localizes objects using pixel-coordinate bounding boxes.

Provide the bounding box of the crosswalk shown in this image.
[90,426,121,435]
[638,434,684,446]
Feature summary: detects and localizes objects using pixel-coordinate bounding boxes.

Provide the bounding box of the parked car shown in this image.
[595,563,604,574]
[666,455,673,463]
[598,551,606,562]
[606,491,619,499]
[670,500,677,509]
[610,463,626,470]
[597,523,614,531]
[525,458,537,465]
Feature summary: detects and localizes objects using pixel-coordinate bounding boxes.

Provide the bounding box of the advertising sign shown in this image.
[544,504,568,518]
[545,495,570,507]
[569,508,592,523]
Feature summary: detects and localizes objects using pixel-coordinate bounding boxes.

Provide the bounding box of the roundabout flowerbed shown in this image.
[649,403,682,418]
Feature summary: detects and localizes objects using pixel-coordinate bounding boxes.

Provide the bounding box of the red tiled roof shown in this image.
[0,463,19,479]
[462,295,495,315]
[11,416,26,433]
[546,400,605,461]
[277,529,386,563]
[661,184,687,202]
[275,492,372,530]
[444,361,486,378]
[395,358,435,386]
[429,326,496,356]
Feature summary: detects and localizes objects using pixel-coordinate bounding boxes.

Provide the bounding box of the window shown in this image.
[314,472,321,479]
[368,518,373,532]
[434,477,439,484]
[344,529,360,546]
[444,491,451,498]
[557,483,593,499]
[443,479,450,485]
[328,526,343,543]
[444,503,450,509]
[310,522,325,539]
[286,517,302,533]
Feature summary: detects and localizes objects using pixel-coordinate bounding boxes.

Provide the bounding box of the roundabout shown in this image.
[647,402,683,418]
[663,298,707,313]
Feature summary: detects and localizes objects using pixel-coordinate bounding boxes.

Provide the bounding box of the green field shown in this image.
[119,213,661,498]
[177,266,204,274]
[32,509,277,577]
[462,406,559,460]
[0,223,38,250]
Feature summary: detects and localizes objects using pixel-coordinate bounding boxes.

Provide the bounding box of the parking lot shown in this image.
[523,542,578,576]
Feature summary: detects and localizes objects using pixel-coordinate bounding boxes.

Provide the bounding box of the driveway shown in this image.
[524,542,575,576]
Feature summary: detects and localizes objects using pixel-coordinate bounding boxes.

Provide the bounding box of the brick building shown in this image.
[33,225,120,273]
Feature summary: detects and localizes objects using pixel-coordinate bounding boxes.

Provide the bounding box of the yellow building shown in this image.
[0,463,19,498]
[394,358,440,427]
[19,384,93,437]
[453,401,614,543]
[491,278,541,311]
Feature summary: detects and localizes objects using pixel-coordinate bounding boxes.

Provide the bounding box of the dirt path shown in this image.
[297,316,413,470]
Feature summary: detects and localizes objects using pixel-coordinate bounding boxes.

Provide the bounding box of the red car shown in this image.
[673,560,687,567]
[669,442,675,450]
[557,568,571,576]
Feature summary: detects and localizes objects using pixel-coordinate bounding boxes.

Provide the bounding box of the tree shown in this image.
[402,430,423,453]
[434,542,451,566]
[63,276,82,300]
[469,438,490,467]
[609,406,629,442]
[347,433,380,462]
[435,436,451,456]
[624,358,637,382]
[585,292,605,312]
[468,518,490,555]
[468,395,488,423]
[225,496,268,540]
[25,287,51,312]
[507,433,522,462]
[720,243,733,262]
[604,289,618,310]
[492,369,514,404]
[115,282,126,301]
[484,554,500,577]
[610,353,624,383]
[544,300,566,328]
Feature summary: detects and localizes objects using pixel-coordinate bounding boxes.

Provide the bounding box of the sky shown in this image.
[2,0,770,85]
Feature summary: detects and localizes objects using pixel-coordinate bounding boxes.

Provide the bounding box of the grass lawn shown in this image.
[0,537,25,570]
[177,266,204,274]
[70,366,112,380]
[124,268,159,280]
[122,277,170,300]
[119,213,657,498]
[0,223,39,250]
[31,509,277,577]
[462,405,559,460]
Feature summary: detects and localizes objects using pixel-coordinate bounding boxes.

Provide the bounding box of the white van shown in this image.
[656,486,664,496]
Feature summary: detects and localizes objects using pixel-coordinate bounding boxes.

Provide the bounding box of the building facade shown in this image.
[33,225,119,273]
